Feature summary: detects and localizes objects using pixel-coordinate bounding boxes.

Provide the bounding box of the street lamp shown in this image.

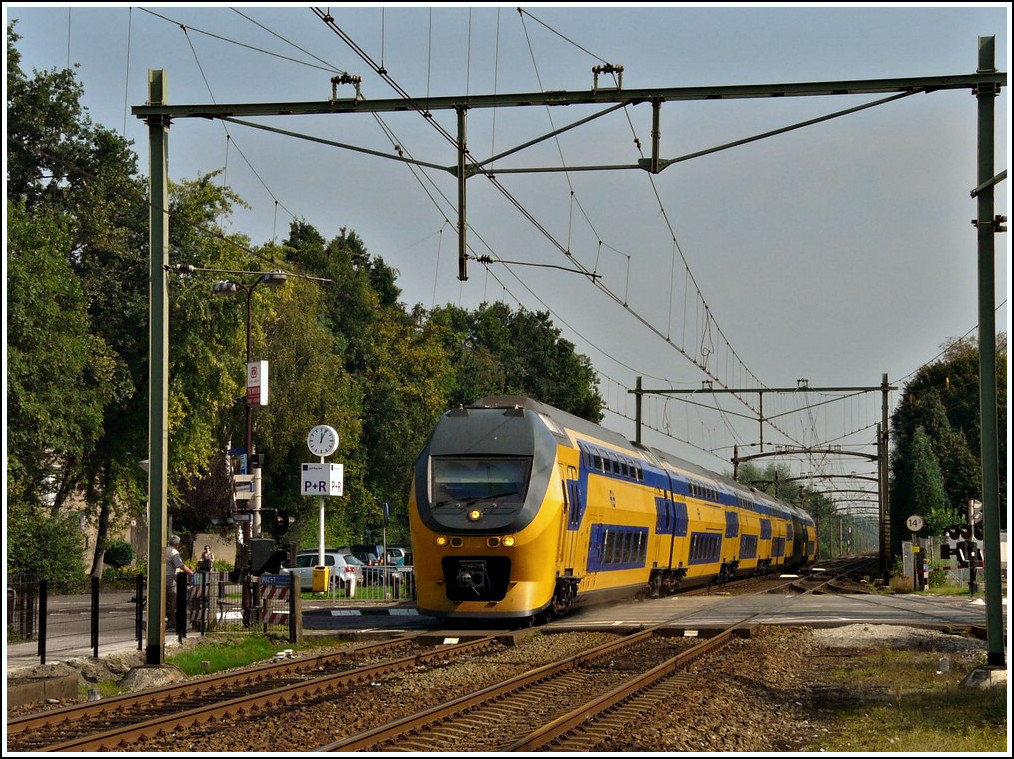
[213,270,287,536]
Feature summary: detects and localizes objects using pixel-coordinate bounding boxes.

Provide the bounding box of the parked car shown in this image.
[350,544,385,566]
[389,552,414,584]
[281,549,364,591]
[366,552,415,590]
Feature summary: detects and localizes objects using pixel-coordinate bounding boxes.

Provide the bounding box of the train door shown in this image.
[557,464,582,574]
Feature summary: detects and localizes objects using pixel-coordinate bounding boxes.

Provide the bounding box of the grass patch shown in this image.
[167,634,297,676]
[85,679,129,700]
[812,647,1006,752]
[165,633,358,676]
[298,584,412,602]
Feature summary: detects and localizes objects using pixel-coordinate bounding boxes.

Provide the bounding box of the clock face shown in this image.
[308,425,339,456]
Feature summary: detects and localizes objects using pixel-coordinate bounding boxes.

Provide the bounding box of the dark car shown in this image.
[388,552,415,598]
[350,544,384,565]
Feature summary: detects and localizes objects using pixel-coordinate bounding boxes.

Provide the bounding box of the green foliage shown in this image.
[6,200,119,507]
[5,27,607,575]
[5,501,85,587]
[427,301,604,420]
[167,634,293,676]
[902,427,949,534]
[926,561,949,589]
[889,554,905,579]
[102,540,135,568]
[889,334,1006,553]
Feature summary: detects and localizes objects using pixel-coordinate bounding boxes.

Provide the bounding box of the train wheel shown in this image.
[648,575,663,598]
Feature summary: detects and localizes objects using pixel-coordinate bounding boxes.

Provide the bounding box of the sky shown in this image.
[5,4,1010,513]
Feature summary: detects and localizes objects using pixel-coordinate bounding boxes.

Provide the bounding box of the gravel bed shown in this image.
[7,624,990,753]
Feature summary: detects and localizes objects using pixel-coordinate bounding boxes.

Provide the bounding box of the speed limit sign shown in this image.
[906,514,924,532]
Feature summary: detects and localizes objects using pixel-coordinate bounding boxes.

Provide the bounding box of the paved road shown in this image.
[4,593,414,674]
[7,591,1003,674]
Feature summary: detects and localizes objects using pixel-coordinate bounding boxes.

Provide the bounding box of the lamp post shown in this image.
[213,270,287,538]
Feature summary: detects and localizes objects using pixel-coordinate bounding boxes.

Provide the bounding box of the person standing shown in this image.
[198,545,215,572]
[165,535,194,629]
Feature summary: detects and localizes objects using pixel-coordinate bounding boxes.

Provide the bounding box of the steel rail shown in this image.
[505,627,738,751]
[6,635,418,737]
[21,635,500,752]
[316,626,665,751]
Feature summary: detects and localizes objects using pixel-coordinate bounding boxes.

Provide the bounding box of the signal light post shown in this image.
[214,271,287,540]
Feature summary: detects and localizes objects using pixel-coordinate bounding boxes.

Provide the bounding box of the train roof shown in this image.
[468,396,811,522]
[468,396,633,449]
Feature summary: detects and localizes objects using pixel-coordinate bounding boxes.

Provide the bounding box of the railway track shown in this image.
[317,624,737,752]
[318,562,870,752]
[5,559,885,753]
[6,634,497,752]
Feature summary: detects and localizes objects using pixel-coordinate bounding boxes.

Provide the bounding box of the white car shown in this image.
[281,550,364,591]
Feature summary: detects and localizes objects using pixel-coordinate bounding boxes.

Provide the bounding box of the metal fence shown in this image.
[5,572,307,666]
[7,573,40,641]
[7,565,420,667]
[184,571,297,635]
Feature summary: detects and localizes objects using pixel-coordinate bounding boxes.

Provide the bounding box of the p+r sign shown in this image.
[300,463,344,497]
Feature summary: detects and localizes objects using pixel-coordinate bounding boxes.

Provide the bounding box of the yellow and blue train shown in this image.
[409,396,817,622]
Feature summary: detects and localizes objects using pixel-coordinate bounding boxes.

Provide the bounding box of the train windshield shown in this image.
[431,457,529,504]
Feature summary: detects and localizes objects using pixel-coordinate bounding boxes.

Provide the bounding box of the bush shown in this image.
[890,575,914,593]
[101,565,146,587]
[5,500,85,589]
[927,561,949,588]
[103,540,135,568]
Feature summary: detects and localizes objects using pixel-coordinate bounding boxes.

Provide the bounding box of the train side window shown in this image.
[655,497,670,534]
[725,511,739,538]
[567,481,583,529]
[740,534,758,559]
[673,501,688,536]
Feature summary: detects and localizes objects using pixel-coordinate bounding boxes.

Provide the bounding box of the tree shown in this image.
[6,502,85,589]
[7,23,150,577]
[6,201,120,511]
[897,427,950,537]
[426,301,604,421]
[889,334,1007,552]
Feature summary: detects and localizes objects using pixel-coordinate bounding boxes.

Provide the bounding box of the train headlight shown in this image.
[467,509,482,522]
[435,536,448,546]
[502,535,516,547]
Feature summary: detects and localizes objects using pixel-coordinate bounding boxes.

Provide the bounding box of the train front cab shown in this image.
[409,402,583,621]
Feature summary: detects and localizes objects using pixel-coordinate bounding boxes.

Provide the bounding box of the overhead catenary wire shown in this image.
[116,8,984,480]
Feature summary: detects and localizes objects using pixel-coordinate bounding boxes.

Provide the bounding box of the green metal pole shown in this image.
[457,107,468,281]
[974,36,1004,668]
[145,70,170,665]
